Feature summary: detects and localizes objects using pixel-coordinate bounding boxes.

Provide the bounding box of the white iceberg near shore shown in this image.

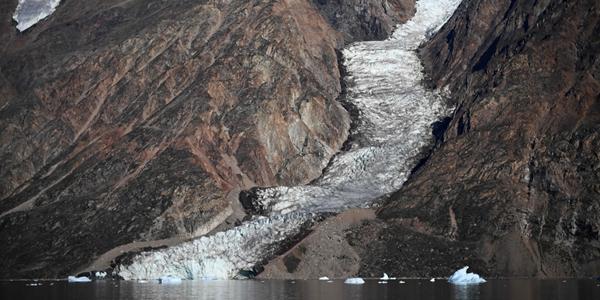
[67,276,91,283]
[448,267,486,285]
[380,273,390,280]
[159,276,182,284]
[344,277,365,285]
[319,276,330,281]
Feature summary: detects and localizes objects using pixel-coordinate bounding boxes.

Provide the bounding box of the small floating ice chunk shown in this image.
[430,278,436,282]
[344,277,365,285]
[448,266,486,285]
[26,283,42,286]
[159,276,182,284]
[399,280,406,284]
[378,281,388,284]
[319,276,330,281]
[380,273,390,280]
[68,276,92,283]
[95,271,107,279]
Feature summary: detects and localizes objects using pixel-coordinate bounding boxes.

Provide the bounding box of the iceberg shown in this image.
[448,267,486,285]
[380,273,390,280]
[344,277,365,285]
[159,276,182,284]
[95,271,107,279]
[67,276,91,283]
[430,278,436,282]
[319,276,330,281]
[399,280,406,284]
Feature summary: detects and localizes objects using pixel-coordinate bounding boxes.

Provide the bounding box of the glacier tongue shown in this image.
[115,0,462,280]
[13,0,61,32]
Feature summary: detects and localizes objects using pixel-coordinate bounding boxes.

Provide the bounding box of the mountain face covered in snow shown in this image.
[0,0,413,278]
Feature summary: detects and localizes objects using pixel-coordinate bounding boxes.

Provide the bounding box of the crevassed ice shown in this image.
[116,213,317,280]
[254,0,462,215]
[13,0,61,32]
[116,0,462,280]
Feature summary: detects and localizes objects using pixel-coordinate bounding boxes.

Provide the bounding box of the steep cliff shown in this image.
[353,0,600,277]
[0,0,409,278]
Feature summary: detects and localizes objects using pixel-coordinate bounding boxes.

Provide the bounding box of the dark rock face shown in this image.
[353,0,600,277]
[311,0,415,43]
[0,0,410,279]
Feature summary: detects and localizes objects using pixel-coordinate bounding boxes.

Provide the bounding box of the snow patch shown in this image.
[13,0,61,31]
[344,278,365,285]
[448,267,486,285]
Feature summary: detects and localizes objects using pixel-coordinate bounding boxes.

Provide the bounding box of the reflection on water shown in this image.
[1,279,599,300]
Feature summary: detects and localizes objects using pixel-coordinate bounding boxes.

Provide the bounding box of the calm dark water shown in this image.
[1,279,599,300]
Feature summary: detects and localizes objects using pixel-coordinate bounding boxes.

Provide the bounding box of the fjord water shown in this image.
[2,279,599,300]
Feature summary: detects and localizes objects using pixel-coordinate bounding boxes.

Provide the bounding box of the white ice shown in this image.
[116,213,316,280]
[159,276,182,284]
[345,278,365,285]
[448,267,487,285]
[95,271,107,279]
[12,0,61,31]
[253,0,462,216]
[380,273,390,280]
[319,276,330,281]
[67,276,91,283]
[115,0,462,280]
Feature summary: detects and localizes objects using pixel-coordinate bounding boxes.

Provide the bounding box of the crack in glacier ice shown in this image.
[13,0,61,32]
[115,0,462,280]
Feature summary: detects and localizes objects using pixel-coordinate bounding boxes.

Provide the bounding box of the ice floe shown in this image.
[448,267,486,285]
[380,273,390,280]
[68,276,91,283]
[319,276,330,281]
[344,278,365,285]
[159,276,182,284]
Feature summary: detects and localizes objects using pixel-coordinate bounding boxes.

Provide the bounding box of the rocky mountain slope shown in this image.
[0,0,411,278]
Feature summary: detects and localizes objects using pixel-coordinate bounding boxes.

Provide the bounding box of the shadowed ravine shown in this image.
[115,0,462,280]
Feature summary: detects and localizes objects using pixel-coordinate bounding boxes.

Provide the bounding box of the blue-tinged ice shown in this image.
[159,276,182,284]
[448,267,486,285]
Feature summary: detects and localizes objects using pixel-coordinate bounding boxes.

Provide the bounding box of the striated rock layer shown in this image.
[0,0,409,278]
[350,0,600,278]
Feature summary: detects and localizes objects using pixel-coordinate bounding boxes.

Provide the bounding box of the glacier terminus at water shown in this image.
[115,0,463,280]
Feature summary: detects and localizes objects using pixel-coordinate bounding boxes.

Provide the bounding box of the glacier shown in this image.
[12,0,61,31]
[115,0,462,280]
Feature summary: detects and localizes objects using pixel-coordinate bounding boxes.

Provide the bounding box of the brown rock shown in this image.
[0,0,410,278]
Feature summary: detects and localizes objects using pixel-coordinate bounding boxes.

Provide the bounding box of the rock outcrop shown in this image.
[352,0,600,277]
